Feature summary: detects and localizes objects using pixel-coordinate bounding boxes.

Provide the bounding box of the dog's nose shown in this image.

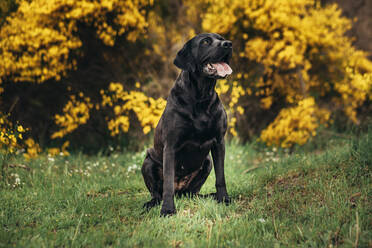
[222,40,232,49]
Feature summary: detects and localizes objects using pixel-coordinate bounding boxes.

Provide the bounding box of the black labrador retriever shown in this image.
[141,33,233,216]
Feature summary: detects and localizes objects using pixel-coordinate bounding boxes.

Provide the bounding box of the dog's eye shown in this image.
[201,39,211,46]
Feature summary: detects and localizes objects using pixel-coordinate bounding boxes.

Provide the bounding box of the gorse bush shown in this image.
[0,113,25,185]
[0,0,158,153]
[52,82,165,139]
[51,93,94,139]
[0,0,371,154]
[0,0,150,84]
[195,0,372,146]
[100,83,166,136]
[0,113,25,154]
[0,112,69,160]
[259,97,330,148]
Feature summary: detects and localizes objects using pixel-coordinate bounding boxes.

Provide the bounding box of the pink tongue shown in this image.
[211,62,233,77]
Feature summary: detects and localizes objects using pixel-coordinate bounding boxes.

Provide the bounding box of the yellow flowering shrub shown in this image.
[52,82,166,141]
[216,79,245,136]
[1,112,25,183]
[0,0,158,151]
[334,68,372,124]
[1,0,371,150]
[101,82,166,136]
[188,0,372,146]
[1,112,68,159]
[260,98,330,148]
[0,113,25,154]
[0,0,151,84]
[23,138,42,159]
[51,93,93,139]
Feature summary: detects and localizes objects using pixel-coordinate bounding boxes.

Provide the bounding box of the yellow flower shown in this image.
[48,148,60,156]
[17,125,25,132]
[260,97,273,109]
[237,106,244,115]
[24,138,41,159]
[143,125,151,134]
[52,94,93,138]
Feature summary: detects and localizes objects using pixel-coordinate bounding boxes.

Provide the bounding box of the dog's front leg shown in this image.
[211,139,230,204]
[161,146,176,216]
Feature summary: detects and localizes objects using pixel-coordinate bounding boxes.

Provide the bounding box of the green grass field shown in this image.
[1,131,371,247]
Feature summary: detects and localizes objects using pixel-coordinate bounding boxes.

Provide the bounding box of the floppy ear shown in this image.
[173,40,196,72]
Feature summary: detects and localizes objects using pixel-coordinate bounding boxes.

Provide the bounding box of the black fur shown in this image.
[141,33,232,216]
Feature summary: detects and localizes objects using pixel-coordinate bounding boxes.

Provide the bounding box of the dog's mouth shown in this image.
[204,62,232,78]
[202,53,233,79]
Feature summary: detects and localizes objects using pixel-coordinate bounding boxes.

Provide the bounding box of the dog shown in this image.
[141,33,233,216]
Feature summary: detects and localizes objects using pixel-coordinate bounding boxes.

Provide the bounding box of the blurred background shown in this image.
[0,0,371,156]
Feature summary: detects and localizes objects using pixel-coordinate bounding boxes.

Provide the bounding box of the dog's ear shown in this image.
[173,40,196,72]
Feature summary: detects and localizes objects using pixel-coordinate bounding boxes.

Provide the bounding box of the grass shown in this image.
[0,131,371,247]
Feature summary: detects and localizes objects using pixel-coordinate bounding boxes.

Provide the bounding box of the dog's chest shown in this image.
[190,110,217,138]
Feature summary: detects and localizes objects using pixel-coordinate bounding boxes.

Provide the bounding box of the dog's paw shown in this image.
[160,207,176,217]
[216,194,231,205]
[160,198,176,216]
[143,198,161,210]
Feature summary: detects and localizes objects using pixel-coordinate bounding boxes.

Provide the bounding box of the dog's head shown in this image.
[174,33,233,79]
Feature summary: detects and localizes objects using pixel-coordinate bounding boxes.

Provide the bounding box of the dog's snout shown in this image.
[221,40,232,49]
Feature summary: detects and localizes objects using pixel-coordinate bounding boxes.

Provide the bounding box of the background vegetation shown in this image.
[1,0,371,156]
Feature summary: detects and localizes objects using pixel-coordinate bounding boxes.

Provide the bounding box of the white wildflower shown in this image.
[258,218,266,223]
